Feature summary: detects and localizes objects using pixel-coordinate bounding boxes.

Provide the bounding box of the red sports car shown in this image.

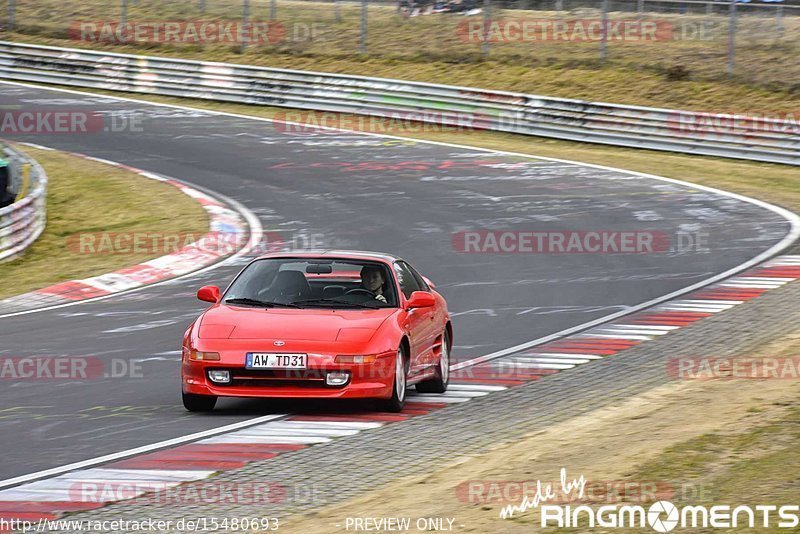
[181,251,452,412]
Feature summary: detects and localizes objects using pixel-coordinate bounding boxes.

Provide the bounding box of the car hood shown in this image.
[198,305,396,341]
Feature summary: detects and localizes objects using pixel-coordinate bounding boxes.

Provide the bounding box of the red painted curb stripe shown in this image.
[107,459,251,470]
[287,414,409,422]
[0,512,57,521]
[0,502,103,513]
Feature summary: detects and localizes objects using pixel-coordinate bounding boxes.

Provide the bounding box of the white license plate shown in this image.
[246,353,307,369]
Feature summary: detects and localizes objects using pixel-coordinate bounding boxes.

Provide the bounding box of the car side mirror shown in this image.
[406,291,435,310]
[197,285,221,303]
[422,276,436,289]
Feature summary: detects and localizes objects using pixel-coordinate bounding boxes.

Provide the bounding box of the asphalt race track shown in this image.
[0,82,794,482]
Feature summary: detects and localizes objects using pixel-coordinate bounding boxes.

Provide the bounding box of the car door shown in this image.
[404,261,442,369]
[394,261,436,376]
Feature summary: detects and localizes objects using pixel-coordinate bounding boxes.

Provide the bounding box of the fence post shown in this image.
[7,0,15,31]
[120,0,128,42]
[600,0,608,61]
[482,0,491,57]
[726,0,736,75]
[360,0,367,54]
[242,0,250,51]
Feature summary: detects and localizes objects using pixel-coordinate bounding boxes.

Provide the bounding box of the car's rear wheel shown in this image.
[416,330,450,394]
[182,392,217,412]
[381,347,407,413]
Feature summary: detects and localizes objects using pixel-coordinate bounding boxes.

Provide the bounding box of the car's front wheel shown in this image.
[416,330,450,394]
[381,346,407,413]
[182,392,217,412]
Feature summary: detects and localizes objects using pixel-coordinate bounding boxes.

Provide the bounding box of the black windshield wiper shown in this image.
[294,298,380,309]
[225,297,300,308]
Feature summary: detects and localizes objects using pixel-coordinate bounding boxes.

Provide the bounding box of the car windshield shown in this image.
[223,258,398,308]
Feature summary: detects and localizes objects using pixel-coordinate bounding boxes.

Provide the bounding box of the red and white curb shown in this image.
[0,388,500,528]
[456,254,800,385]
[0,145,254,317]
[0,255,798,527]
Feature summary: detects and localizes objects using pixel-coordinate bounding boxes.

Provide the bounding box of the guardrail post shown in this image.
[726,0,736,75]
[360,0,367,54]
[482,0,491,57]
[242,0,250,52]
[7,0,15,32]
[600,0,608,61]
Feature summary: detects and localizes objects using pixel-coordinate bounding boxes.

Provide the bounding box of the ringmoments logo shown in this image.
[500,468,800,531]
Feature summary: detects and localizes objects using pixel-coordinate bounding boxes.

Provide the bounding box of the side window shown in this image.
[405,262,430,292]
[393,262,421,299]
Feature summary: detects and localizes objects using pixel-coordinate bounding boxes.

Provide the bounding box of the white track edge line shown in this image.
[0,414,286,490]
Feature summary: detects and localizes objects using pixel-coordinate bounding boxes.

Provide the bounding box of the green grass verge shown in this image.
[0,145,209,300]
[4,0,800,113]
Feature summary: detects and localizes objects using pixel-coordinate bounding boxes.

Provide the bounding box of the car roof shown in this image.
[254,250,403,263]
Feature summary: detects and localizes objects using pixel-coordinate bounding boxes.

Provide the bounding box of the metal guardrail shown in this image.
[0,142,47,262]
[0,40,797,165]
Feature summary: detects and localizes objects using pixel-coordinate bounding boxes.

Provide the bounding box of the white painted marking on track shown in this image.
[681,299,744,305]
[200,435,332,444]
[509,356,593,365]
[606,324,680,331]
[62,468,213,482]
[406,395,471,403]
[598,329,671,336]
[581,333,654,341]
[527,352,604,360]
[446,384,507,392]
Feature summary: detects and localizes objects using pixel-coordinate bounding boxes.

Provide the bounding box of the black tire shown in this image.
[415,330,450,394]
[381,346,408,413]
[182,392,217,412]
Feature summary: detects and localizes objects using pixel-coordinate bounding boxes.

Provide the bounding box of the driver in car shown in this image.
[359,265,388,303]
